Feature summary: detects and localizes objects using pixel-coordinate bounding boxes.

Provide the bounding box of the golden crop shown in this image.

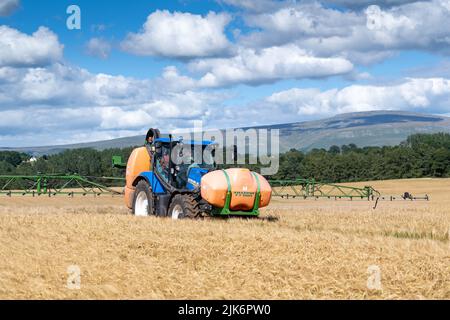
[0,178,449,299]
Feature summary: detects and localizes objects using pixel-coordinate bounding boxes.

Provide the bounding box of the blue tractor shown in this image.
[121,129,270,219]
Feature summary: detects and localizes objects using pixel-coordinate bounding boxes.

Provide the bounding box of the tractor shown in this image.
[115,128,272,219]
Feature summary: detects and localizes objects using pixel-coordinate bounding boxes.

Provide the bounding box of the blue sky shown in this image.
[0,0,449,146]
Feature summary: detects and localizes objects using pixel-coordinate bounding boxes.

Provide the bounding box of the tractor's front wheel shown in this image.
[132,180,154,216]
[168,194,201,219]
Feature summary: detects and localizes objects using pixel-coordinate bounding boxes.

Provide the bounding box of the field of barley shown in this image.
[0,178,449,299]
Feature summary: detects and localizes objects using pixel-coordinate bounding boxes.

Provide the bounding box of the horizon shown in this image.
[2,109,448,150]
[1,0,450,147]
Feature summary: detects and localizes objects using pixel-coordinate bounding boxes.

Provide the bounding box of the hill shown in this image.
[2,110,450,156]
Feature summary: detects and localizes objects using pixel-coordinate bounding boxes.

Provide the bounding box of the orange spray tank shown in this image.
[200,168,272,212]
[124,147,151,208]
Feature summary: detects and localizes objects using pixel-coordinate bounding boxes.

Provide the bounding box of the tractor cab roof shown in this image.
[154,137,216,146]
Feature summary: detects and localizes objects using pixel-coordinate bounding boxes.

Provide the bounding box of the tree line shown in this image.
[0,133,449,183]
[0,147,133,179]
[267,132,450,182]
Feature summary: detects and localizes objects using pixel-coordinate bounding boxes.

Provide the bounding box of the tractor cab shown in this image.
[151,137,217,191]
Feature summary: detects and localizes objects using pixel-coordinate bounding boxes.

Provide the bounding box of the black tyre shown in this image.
[168,194,201,219]
[132,180,154,216]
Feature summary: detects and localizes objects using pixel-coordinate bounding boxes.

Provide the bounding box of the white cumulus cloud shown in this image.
[0,25,232,146]
[0,63,153,108]
[0,26,63,67]
[218,0,427,12]
[265,78,450,118]
[189,45,353,87]
[239,1,450,64]
[197,77,450,129]
[121,10,231,59]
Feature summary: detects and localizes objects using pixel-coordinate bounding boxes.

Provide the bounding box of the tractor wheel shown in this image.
[168,194,201,220]
[132,180,154,216]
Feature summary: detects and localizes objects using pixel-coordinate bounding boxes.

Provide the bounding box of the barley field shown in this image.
[0,178,449,299]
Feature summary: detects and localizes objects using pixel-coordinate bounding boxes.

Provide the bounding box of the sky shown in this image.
[0,0,450,147]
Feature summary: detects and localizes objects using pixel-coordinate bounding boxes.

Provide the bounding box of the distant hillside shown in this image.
[251,111,450,152]
[3,110,450,156]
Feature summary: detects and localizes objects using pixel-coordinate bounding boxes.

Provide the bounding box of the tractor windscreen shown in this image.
[173,143,215,170]
[172,143,216,189]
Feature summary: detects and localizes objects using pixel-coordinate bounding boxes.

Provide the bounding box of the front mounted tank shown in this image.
[200,168,272,215]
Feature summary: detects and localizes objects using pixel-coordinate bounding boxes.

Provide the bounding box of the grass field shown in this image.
[0,178,449,299]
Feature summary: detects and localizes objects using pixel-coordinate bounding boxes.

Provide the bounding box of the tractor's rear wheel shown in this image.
[132,180,154,216]
[168,194,201,219]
